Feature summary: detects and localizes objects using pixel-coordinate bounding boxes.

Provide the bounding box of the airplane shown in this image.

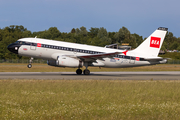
[7,27,168,75]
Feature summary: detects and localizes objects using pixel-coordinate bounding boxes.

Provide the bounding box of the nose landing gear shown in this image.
[27,57,33,68]
[27,64,32,68]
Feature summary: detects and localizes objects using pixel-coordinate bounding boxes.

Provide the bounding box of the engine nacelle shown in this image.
[47,56,82,68]
[47,60,58,66]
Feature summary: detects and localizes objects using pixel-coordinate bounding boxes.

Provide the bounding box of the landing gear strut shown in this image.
[27,57,33,68]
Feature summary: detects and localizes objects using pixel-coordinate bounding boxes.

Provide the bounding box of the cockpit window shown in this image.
[19,41,25,45]
[15,41,31,45]
[15,41,20,44]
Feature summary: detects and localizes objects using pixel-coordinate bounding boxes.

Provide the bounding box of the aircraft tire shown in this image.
[27,64,32,68]
[83,69,90,75]
[76,69,82,75]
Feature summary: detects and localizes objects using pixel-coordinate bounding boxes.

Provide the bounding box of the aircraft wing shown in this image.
[76,52,121,61]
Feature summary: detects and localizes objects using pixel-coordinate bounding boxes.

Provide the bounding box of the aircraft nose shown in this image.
[7,43,20,54]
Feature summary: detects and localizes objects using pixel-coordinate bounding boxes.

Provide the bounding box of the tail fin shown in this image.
[132,27,168,58]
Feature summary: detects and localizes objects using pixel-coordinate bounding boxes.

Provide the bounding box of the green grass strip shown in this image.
[0,80,180,119]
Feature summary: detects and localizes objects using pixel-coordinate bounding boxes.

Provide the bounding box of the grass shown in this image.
[0,80,180,119]
[1,63,180,72]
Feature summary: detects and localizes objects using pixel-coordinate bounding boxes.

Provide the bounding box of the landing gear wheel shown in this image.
[83,69,90,75]
[27,64,32,68]
[76,69,82,75]
[27,57,33,68]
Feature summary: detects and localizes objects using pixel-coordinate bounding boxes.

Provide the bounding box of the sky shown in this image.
[0,0,180,38]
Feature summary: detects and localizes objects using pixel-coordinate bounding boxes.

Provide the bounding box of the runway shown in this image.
[0,71,180,80]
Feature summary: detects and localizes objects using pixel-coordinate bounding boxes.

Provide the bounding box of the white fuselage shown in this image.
[17,38,164,68]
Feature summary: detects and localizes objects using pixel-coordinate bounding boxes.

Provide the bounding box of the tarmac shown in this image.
[0,71,180,80]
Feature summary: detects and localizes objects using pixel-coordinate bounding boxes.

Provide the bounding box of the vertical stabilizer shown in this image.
[132,27,168,58]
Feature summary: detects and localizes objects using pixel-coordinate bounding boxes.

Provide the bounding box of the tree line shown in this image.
[0,25,179,59]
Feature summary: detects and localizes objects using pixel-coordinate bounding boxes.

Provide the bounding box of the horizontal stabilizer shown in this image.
[144,57,166,61]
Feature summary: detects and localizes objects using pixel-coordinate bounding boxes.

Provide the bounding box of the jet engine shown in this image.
[47,56,82,68]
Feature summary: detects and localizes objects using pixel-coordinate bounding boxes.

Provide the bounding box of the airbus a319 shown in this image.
[7,27,168,75]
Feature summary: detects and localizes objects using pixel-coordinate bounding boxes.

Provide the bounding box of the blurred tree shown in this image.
[71,28,76,33]
[131,33,143,47]
[89,27,99,38]
[169,41,179,50]
[0,29,2,42]
[97,27,112,46]
[164,32,177,50]
[108,32,116,44]
[80,26,88,36]
[48,27,61,39]
[114,27,138,48]
[22,30,32,37]
[75,28,80,35]
[114,27,131,44]
[97,27,108,38]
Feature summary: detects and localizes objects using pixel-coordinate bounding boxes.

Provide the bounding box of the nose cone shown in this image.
[7,43,21,54]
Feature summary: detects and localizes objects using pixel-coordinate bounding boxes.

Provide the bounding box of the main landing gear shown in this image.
[76,62,90,75]
[76,69,90,75]
[27,57,33,68]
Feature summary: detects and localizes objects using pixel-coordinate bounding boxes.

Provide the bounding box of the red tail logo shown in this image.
[150,37,161,48]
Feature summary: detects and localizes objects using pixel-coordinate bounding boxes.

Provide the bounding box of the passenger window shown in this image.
[41,44,44,47]
[31,43,36,46]
[25,42,31,45]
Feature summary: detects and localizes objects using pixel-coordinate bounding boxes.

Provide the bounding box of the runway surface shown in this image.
[0,71,180,80]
